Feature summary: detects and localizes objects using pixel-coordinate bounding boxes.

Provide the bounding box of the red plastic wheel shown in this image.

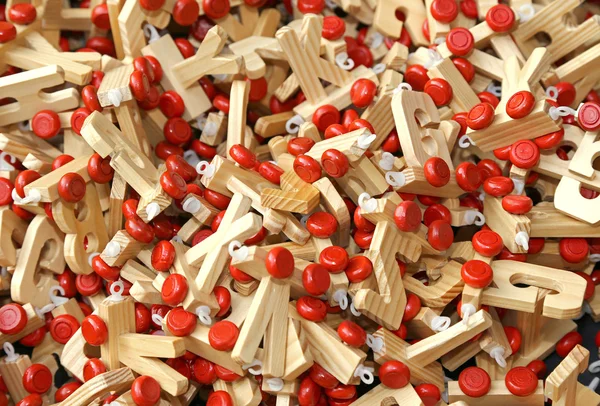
[161,274,189,306]
[318,245,348,273]
[337,320,366,347]
[379,360,411,389]
[265,247,295,279]
[430,0,458,23]
[485,4,515,32]
[467,102,495,130]
[131,376,161,406]
[461,260,493,288]
[302,263,331,296]
[502,195,533,214]
[505,367,538,397]
[458,367,491,397]
[446,27,474,56]
[506,91,536,119]
[472,230,503,257]
[208,321,239,351]
[202,0,230,19]
[509,140,539,169]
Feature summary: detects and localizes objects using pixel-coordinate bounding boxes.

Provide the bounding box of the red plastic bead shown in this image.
[430,0,458,22]
[296,296,327,322]
[559,238,589,263]
[322,16,345,40]
[163,117,191,146]
[192,358,217,385]
[52,154,74,171]
[49,314,80,344]
[336,320,366,347]
[81,315,108,346]
[446,27,474,56]
[478,91,500,108]
[510,140,540,169]
[504,326,522,354]
[166,307,196,337]
[0,303,27,334]
[58,173,86,203]
[483,176,513,197]
[312,105,340,132]
[55,382,82,402]
[424,78,453,106]
[151,240,175,272]
[302,263,331,296]
[458,367,491,397]
[319,246,349,273]
[502,195,533,214]
[472,230,503,257]
[139,0,165,11]
[485,4,515,32]
[0,177,13,206]
[19,365,50,393]
[287,137,315,156]
[8,4,37,25]
[556,331,583,357]
[0,22,17,43]
[554,82,576,106]
[298,376,322,406]
[76,273,103,296]
[162,274,189,306]
[32,110,61,139]
[535,128,564,149]
[173,0,199,26]
[527,360,547,379]
[423,204,451,226]
[297,0,324,14]
[577,102,600,131]
[467,103,495,130]
[428,220,454,250]
[453,57,475,83]
[207,390,233,406]
[403,293,422,322]
[394,201,422,232]
[348,44,373,68]
[129,70,150,102]
[423,157,450,187]
[350,79,377,108]
[214,286,231,317]
[265,247,295,279]
[461,260,493,288]
[131,376,161,406]
[159,90,185,118]
[204,189,231,210]
[380,360,411,389]
[321,149,349,178]
[505,367,538,397]
[506,91,536,119]
[160,171,188,199]
[455,161,482,192]
[294,155,321,183]
[125,216,155,244]
[208,321,239,351]
[306,212,338,238]
[309,364,339,389]
[404,65,429,91]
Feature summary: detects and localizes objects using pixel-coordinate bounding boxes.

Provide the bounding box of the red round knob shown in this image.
[578,102,600,132]
[229,144,257,169]
[458,366,491,397]
[430,0,458,22]
[8,3,37,25]
[302,263,331,296]
[151,240,175,272]
[306,211,338,238]
[32,110,61,139]
[404,65,429,91]
[472,230,503,257]
[49,314,80,344]
[265,247,295,279]
[0,303,27,335]
[344,255,373,283]
[173,0,199,26]
[424,78,453,106]
[22,364,52,394]
[0,21,17,43]
[208,320,239,351]
[505,367,538,397]
[159,90,185,118]
[423,157,450,187]
[446,27,474,56]
[294,155,322,183]
[453,57,475,83]
[502,195,533,214]
[415,383,441,406]
[428,220,454,251]
[312,105,340,132]
[379,360,411,389]
[131,375,161,406]
[509,140,540,169]
[483,176,514,197]
[394,201,422,232]
[506,91,536,119]
[559,238,589,263]
[461,260,493,288]
[319,246,349,273]
[455,161,482,192]
[161,274,189,306]
[485,4,515,32]
[296,296,327,322]
[58,172,87,203]
[350,79,377,108]
[310,363,339,389]
[321,149,349,178]
[207,390,233,406]
[467,102,495,130]
[81,315,108,346]
[322,16,345,40]
[337,320,366,347]
[165,307,196,337]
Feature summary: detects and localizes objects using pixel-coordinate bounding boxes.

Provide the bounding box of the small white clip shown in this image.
[285,114,305,134]
[203,121,217,137]
[228,241,248,261]
[463,211,486,226]
[372,63,386,74]
[370,32,384,49]
[458,135,475,148]
[324,0,338,9]
[357,133,376,149]
[0,152,17,171]
[486,83,502,97]
[145,202,160,221]
[434,36,446,46]
[512,178,525,195]
[35,303,56,319]
[107,280,125,302]
[431,316,451,332]
[19,189,41,204]
[196,306,212,325]
[588,360,600,374]
[266,378,284,392]
[151,314,164,330]
[143,24,161,43]
[212,74,228,82]
[549,106,577,121]
[366,334,384,353]
[18,120,30,132]
[49,285,69,307]
[379,152,395,171]
[172,235,183,244]
[518,4,535,22]
[183,150,201,168]
[300,214,310,227]
[183,197,201,214]
[242,359,263,375]
[354,365,374,384]
[588,377,600,392]
[589,253,600,263]
[385,171,406,187]
[196,161,215,178]
[335,52,355,70]
[461,303,476,325]
[490,346,507,368]
[107,89,123,107]
[333,290,349,310]
[514,231,529,251]
[196,114,207,131]
[546,86,558,100]
[3,342,18,362]
[393,83,412,94]
[358,192,377,213]
[350,301,362,317]
[103,241,121,258]
[424,49,443,69]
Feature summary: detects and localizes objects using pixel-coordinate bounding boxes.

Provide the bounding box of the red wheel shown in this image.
[344,256,373,283]
[485,4,515,32]
[8,3,37,25]
[467,103,495,130]
[0,303,27,335]
[337,320,366,347]
[81,315,108,346]
[173,0,199,26]
[505,367,538,397]
[509,140,539,169]
[472,230,503,257]
[208,321,239,351]
[161,274,188,306]
[455,161,482,192]
[394,201,422,232]
[446,27,474,56]
[294,155,321,183]
[483,176,514,197]
[350,79,377,108]
[555,331,583,357]
[49,314,80,344]
[502,195,533,214]
[312,105,340,132]
[423,157,450,187]
[428,220,454,250]
[506,91,536,119]
[458,367,491,397]
[302,264,331,296]
[296,296,327,322]
[202,0,230,19]
[504,326,522,354]
[322,16,345,40]
[131,376,161,406]
[165,307,196,337]
[379,360,411,389]
[404,65,429,91]
[430,0,458,23]
[32,110,61,139]
[578,102,600,131]
[559,238,589,263]
[424,78,453,106]
[453,57,475,83]
[461,260,493,288]
[265,247,295,279]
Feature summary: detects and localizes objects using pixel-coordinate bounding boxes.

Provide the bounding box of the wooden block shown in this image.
[56,368,135,406]
[373,0,428,46]
[484,195,530,254]
[226,80,251,161]
[448,380,544,405]
[545,344,589,406]
[0,354,33,401]
[261,171,320,214]
[0,304,44,346]
[351,383,425,405]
